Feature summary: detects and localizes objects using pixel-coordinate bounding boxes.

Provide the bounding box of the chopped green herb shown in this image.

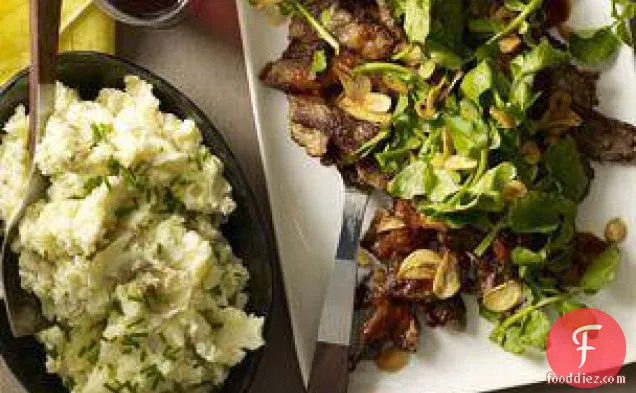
[91,123,111,143]
[311,50,328,74]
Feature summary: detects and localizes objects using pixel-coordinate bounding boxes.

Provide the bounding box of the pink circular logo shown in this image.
[546,308,626,388]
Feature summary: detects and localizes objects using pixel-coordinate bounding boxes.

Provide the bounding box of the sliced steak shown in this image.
[328,6,399,60]
[422,295,467,330]
[260,58,326,93]
[260,36,334,94]
[536,65,636,164]
[575,111,636,164]
[288,95,380,154]
[533,65,599,117]
[288,15,319,42]
[289,122,329,157]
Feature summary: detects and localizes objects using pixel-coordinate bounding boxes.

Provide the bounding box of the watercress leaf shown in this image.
[544,136,591,202]
[615,20,634,46]
[508,191,577,233]
[493,68,512,99]
[430,169,460,202]
[510,80,541,111]
[488,124,502,149]
[519,309,550,350]
[444,115,488,155]
[521,283,536,306]
[480,304,503,322]
[466,162,516,212]
[404,0,432,44]
[504,0,526,12]
[511,247,547,265]
[426,39,463,70]
[619,2,636,19]
[511,39,569,79]
[468,18,503,33]
[429,0,466,52]
[310,49,328,74]
[569,26,621,66]
[555,299,586,316]
[387,0,406,18]
[549,219,575,252]
[388,160,435,199]
[459,99,480,121]
[580,245,621,293]
[471,162,517,194]
[461,60,493,102]
[394,94,410,116]
[490,323,526,354]
[546,247,574,273]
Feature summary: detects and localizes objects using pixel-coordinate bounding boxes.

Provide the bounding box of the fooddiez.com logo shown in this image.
[546,308,626,388]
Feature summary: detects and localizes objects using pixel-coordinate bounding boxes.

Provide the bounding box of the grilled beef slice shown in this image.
[575,111,636,164]
[328,3,399,60]
[536,65,636,163]
[289,95,380,155]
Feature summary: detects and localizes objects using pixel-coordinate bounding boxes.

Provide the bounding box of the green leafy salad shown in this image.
[252,0,632,359]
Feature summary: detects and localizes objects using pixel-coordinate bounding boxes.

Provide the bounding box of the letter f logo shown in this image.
[572,324,603,368]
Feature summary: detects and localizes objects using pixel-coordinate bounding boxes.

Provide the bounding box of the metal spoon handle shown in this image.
[28,0,62,157]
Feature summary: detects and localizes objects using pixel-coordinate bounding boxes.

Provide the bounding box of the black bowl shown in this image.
[0,52,275,393]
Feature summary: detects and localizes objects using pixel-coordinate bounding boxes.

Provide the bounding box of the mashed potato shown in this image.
[0,76,264,393]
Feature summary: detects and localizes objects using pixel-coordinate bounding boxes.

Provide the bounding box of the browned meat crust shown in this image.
[575,111,636,164]
[289,95,380,155]
[260,59,328,93]
[422,295,467,330]
[562,232,609,286]
[536,65,636,163]
[361,299,420,351]
[536,65,599,113]
[290,122,330,156]
[328,5,399,60]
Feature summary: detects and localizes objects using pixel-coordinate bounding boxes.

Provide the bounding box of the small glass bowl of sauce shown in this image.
[95,0,196,27]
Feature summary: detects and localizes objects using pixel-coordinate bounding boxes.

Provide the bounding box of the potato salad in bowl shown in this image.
[0,76,264,393]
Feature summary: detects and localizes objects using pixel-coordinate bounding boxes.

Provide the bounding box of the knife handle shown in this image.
[307,342,350,393]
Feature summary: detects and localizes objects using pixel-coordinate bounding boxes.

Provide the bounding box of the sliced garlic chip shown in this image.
[482,280,523,312]
[397,249,443,281]
[364,92,393,113]
[338,96,392,125]
[376,216,407,233]
[433,251,461,299]
[336,67,372,103]
[444,155,478,171]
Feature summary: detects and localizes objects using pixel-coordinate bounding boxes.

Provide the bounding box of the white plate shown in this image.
[237,0,636,391]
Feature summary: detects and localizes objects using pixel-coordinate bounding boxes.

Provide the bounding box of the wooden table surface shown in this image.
[1,10,635,393]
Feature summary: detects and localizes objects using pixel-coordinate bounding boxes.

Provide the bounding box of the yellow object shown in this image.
[0,0,115,84]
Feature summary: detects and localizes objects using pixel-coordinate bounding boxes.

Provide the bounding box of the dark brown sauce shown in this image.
[375,347,411,372]
[108,0,180,17]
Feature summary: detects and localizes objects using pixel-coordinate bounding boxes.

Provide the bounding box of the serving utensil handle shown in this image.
[0,0,62,337]
[28,0,62,156]
[308,342,350,393]
[307,186,369,393]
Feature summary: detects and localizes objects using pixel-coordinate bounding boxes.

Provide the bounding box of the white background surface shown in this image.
[237,0,636,391]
